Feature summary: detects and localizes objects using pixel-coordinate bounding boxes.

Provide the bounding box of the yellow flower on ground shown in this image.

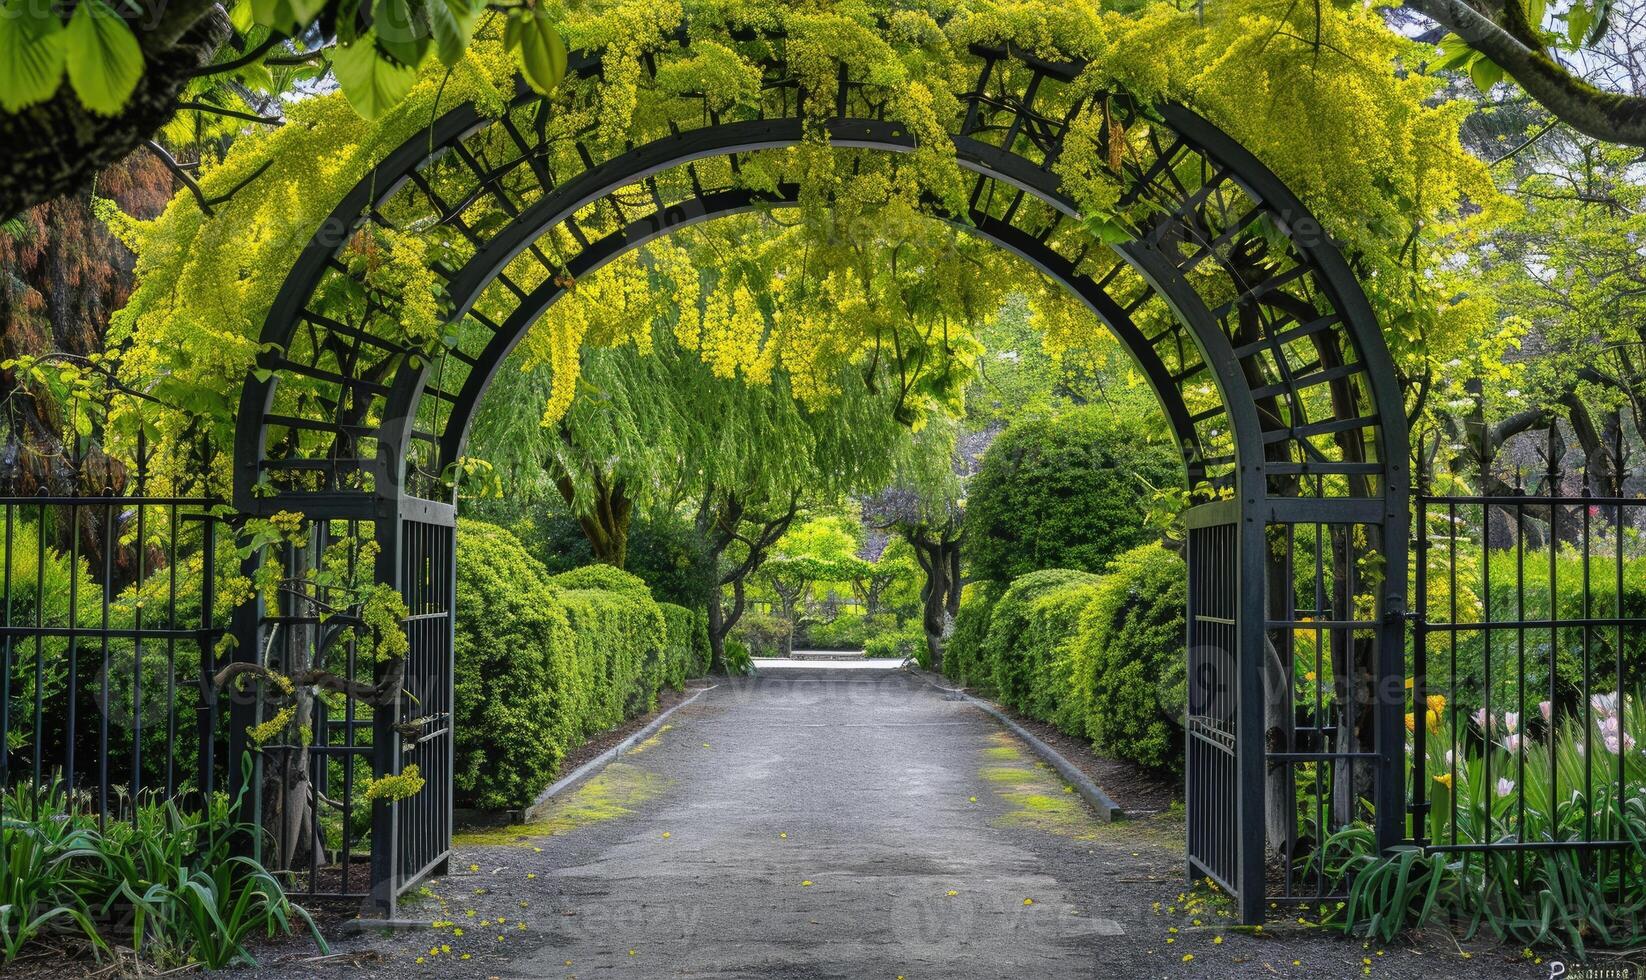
[1404,712,1416,733]
[1427,694,1446,715]
[802,880,813,887]
[1434,773,1454,790]
[1023,898,1034,905]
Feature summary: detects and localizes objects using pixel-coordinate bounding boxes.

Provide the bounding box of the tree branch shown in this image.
[1407,0,1646,146]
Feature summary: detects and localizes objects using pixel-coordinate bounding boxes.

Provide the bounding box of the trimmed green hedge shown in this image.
[945,544,1188,772]
[984,569,1101,726]
[1068,543,1188,771]
[453,520,699,811]
[945,579,1003,687]
[659,602,711,688]
[453,520,575,811]
[547,564,669,732]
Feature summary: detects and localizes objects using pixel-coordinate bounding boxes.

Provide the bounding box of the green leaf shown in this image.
[1469,55,1503,94]
[64,0,143,115]
[507,8,567,96]
[0,0,67,112]
[1427,35,1475,73]
[330,33,418,120]
[372,0,429,69]
[249,0,296,31]
[1566,1,1594,45]
[427,0,481,67]
[287,0,328,26]
[1082,213,1134,246]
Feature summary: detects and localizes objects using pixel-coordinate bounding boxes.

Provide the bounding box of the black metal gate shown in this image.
[1183,502,1266,922]
[377,507,455,910]
[0,479,228,821]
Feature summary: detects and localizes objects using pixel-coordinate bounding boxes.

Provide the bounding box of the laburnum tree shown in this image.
[72,0,1513,829]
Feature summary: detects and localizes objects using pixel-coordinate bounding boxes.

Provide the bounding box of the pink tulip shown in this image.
[1539,700,1552,724]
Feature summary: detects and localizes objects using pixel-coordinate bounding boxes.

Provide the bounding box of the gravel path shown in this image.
[254,667,1573,979]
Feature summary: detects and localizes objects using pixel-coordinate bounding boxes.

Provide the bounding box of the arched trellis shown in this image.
[230,23,1409,921]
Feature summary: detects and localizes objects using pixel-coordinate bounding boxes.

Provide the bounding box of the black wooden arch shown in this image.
[231,23,1409,922]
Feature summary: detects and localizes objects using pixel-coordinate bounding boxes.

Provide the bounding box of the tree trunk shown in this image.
[910,532,960,672]
[267,540,320,872]
[0,1,231,218]
[557,468,632,567]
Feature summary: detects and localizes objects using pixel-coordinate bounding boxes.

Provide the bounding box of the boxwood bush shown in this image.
[453,520,687,811]
[945,579,1003,688]
[982,569,1100,726]
[547,564,669,730]
[964,405,1181,583]
[453,520,579,810]
[1067,543,1188,771]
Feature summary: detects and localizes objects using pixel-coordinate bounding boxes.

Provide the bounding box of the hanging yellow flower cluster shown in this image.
[105,0,1499,490]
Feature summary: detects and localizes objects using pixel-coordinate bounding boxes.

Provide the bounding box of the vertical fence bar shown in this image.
[1412,453,1428,846]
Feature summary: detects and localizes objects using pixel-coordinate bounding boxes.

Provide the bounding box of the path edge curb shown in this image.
[908,669,1124,823]
[524,683,717,822]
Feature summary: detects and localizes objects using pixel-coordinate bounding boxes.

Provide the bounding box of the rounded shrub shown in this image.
[964,405,1181,584]
[548,562,652,599]
[945,580,1003,686]
[1069,542,1188,771]
[983,569,1100,723]
[728,609,791,657]
[452,519,577,810]
[863,620,925,660]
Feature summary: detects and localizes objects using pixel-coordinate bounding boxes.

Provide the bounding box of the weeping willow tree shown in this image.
[472,319,923,668]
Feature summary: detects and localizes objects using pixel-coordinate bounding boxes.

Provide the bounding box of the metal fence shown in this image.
[1410,432,1645,899]
[0,445,228,824]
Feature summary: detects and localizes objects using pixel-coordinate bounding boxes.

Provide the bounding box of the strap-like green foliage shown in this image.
[453,519,698,811]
